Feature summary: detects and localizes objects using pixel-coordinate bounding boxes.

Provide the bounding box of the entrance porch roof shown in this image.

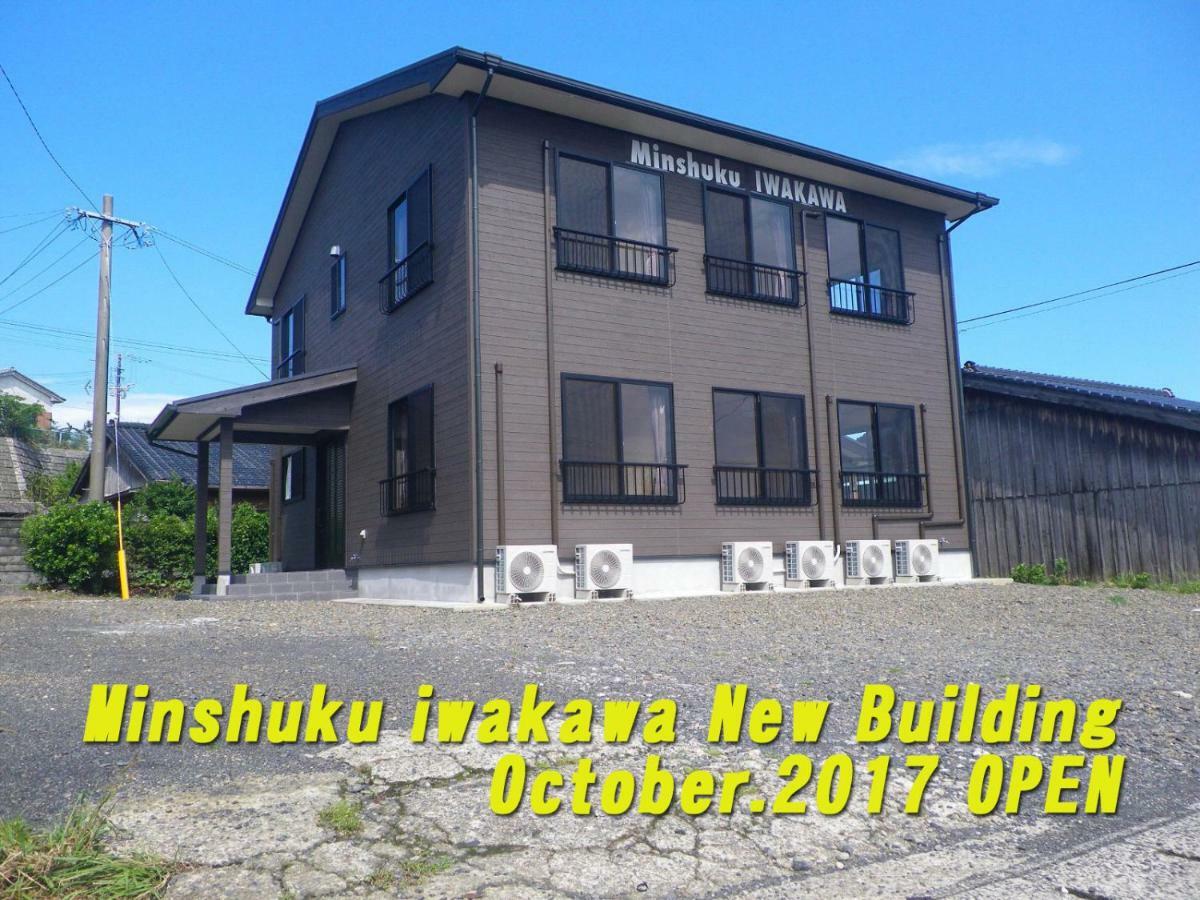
[147,366,357,445]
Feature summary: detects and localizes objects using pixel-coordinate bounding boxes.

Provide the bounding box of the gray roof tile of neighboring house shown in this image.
[962,362,1200,428]
[110,422,270,489]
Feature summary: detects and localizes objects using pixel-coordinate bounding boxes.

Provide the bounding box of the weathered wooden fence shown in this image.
[965,392,1200,581]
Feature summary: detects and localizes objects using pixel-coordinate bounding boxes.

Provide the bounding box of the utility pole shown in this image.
[71,197,148,502]
[87,195,113,501]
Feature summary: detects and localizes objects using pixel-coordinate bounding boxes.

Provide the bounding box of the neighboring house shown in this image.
[0,368,64,429]
[962,363,1200,581]
[150,48,998,600]
[72,422,270,508]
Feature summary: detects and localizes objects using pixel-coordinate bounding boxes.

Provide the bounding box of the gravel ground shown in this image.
[0,582,1197,897]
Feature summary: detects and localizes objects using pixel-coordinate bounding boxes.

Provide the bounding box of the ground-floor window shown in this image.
[713,389,811,505]
[382,385,435,514]
[560,374,683,504]
[837,400,923,507]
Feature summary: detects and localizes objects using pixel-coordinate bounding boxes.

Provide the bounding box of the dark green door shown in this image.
[315,438,346,569]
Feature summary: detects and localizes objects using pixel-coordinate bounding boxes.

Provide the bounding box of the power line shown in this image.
[959,259,1200,325]
[0,62,97,209]
[0,235,89,302]
[0,217,68,287]
[153,229,256,276]
[154,242,268,378]
[0,249,97,316]
[0,211,60,235]
[960,267,1200,333]
[0,208,61,219]
[0,319,270,363]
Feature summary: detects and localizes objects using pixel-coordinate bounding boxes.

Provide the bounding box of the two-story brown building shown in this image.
[150,48,997,601]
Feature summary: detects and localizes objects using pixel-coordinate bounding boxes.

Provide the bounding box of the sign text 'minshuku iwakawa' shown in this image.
[628,138,849,213]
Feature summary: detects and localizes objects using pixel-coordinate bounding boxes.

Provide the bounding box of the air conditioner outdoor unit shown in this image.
[575,543,634,600]
[784,541,839,588]
[894,539,940,582]
[495,545,559,603]
[721,541,775,592]
[843,539,892,586]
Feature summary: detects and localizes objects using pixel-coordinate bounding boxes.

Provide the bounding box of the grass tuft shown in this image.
[367,866,395,889]
[316,799,362,837]
[0,801,176,899]
[398,852,453,884]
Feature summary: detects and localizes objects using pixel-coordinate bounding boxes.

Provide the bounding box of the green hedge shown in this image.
[20,478,270,595]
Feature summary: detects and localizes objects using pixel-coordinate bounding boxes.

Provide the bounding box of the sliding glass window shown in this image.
[713,390,810,505]
[837,401,922,507]
[826,216,911,323]
[555,155,671,284]
[381,386,435,514]
[383,167,433,311]
[560,375,682,503]
[703,188,800,304]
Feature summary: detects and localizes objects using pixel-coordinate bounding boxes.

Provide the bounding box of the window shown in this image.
[560,375,683,503]
[276,299,304,378]
[703,188,800,304]
[554,154,672,284]
[713,390,811,505]
[281,450,305,503]
[826,216,912,323]
[381,385,434,514]
[382,167,433,311]
[330,254,346,318]
[837,401,922,507]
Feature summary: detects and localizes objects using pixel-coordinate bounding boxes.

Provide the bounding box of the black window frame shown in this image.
[552,150,675,286]
[381,384,435,515]
[836,399,923,508]
[712,388,813,506]
[381,165,434,313]
[825,214,913,324]
[276,297,305,378]
[330,253,347,319]
[281,449,305,504]
[702,185,803,306]
[559,372,685,505]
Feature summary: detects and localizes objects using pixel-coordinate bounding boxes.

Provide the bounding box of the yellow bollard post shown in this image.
[115,496,130,600]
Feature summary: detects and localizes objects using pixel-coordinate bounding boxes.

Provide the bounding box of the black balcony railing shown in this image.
[378,242,433,313]
[379,468,436,515]
[839,470,925,508]
[704,255,804,306]
[714,466,815,506]
[553,228,676,286]
[275,350,306,379]
[560,460,686,505]
[828,278,914,324]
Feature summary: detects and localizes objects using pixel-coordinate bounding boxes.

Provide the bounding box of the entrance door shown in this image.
[315,437,346,569]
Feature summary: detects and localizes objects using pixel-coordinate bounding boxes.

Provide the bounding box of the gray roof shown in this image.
[962,362,1200,431]
[106,422,270,490]
[0,368,66,404]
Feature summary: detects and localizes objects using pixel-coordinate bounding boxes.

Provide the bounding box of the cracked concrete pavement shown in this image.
[1,582,1197,897]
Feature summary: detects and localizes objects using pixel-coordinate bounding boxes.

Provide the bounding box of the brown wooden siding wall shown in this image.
[271,95,472,570]
[966,391,1200,580]
[476,100,969,560]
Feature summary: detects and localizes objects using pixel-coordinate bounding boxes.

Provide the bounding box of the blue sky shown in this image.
[2,2,1197,427]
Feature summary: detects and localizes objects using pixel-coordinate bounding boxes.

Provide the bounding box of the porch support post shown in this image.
[192,439,209,594]
[215,417,234,595]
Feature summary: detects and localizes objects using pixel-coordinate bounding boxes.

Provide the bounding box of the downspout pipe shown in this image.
[940,198,989,575]
[470,59,497,601]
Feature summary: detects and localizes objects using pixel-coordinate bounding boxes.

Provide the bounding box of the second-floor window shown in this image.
[383,167,433,312]
[713,389,811,505]
[704,188,801,305]
[276,298,305,378]
[826,216,912,323]
[560,375,683,503]
[554,155,672,285]
[330,254,346,318]
[838,400,922,507]
[282,449,305,503]
[382,386,435,514]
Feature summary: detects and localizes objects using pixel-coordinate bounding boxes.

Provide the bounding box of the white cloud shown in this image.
[53,392,180,430]
[888,139,1077,179]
